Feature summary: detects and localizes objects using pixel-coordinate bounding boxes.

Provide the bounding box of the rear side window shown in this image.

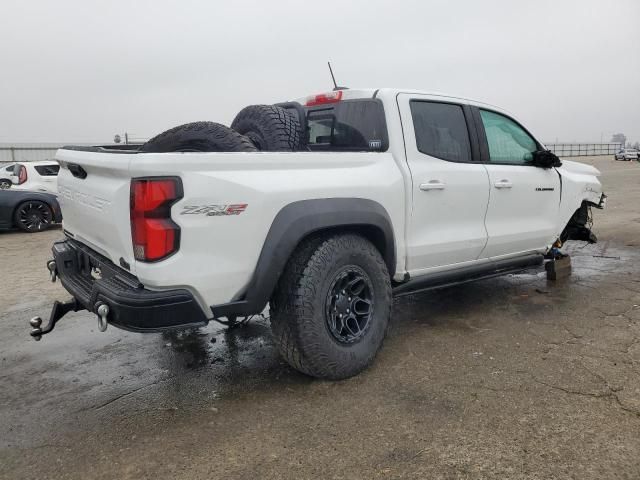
[306,99,388,151]
[410,101,472,162]
[34,165,60,176]
[4,164,14,173]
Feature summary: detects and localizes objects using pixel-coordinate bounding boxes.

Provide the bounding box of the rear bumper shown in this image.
[52,239,209,332]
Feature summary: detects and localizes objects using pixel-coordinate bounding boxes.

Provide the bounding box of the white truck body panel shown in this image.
[56,150,134,270]
[481,163,561,259]
[396,92,491,274]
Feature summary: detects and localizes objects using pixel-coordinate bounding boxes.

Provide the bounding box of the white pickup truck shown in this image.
[30,88,605,380]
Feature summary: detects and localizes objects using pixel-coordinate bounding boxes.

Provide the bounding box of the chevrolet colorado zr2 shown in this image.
[29,88,606,380]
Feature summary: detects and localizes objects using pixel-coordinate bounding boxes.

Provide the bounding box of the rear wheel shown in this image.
[0,179,11,189]
[270,233,392,380]
[14,201,53,232]
[140,121,257,153]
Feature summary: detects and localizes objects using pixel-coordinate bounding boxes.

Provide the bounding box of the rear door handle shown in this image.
[419,180,446,191]
[494,179,513,189]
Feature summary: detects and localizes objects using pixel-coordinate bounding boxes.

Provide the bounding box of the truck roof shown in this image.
[295,88,504,112]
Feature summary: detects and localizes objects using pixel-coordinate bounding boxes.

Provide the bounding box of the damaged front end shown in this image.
[560,194,606,244]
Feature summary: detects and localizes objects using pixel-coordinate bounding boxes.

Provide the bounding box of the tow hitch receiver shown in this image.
[29,298,84,341]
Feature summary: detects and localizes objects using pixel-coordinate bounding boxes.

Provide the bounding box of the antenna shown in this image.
[327,61,347,91]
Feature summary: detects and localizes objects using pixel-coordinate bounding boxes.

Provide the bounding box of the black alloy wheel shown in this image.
[325,266,374,344]
[15,201,53,232]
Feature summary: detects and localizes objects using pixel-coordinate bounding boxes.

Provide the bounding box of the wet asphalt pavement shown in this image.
[1,156,640,479]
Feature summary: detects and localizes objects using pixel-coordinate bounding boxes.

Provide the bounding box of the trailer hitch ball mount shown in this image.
[29,298,82,341]
[29,299,111,340]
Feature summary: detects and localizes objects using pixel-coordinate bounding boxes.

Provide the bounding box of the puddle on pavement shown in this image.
[392,241,640,330]
[3,240,639,449]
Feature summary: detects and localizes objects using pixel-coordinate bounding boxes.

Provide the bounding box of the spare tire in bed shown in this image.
[231,105,304,151]
[140,121,257,153]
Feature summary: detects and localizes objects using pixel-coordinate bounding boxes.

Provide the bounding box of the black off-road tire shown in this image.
[140,121,257,153]
[231,105,304,151]
[270,233,392,380]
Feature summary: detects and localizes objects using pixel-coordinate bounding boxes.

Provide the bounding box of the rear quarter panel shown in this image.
[128,151,405,314]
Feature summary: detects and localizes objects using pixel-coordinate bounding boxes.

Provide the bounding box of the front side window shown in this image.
[480,110,537,164]
[410,101,471,162]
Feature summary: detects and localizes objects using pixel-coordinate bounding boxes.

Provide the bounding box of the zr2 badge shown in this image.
[181,204,248,216]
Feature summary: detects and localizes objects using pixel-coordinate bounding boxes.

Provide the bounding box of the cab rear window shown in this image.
[305,99,388,152]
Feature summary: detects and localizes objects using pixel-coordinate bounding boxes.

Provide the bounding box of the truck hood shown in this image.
[556,160,601,177]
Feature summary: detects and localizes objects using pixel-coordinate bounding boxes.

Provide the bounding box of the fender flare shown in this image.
[210,198,396,318]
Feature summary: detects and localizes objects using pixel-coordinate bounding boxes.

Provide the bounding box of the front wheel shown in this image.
[270,233,392,380]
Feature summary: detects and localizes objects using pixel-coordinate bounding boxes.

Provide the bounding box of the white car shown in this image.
[0,163,16,189]
[614,148,639,161]
[32,88,606,379]
[10,160,60,193]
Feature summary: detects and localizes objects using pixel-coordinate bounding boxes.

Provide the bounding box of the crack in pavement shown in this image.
[89,375,178,411]
[531,369,640,419]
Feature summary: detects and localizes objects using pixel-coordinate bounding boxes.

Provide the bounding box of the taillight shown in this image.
[305,90,343,106]
[17,165,27,184]
[130,177,182,262]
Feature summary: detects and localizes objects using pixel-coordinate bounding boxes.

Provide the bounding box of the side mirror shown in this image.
[532,150,562,169]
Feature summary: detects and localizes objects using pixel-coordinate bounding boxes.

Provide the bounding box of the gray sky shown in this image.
[1,0,639,144]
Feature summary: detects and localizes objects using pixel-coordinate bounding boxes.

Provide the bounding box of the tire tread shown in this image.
[140,121,257,153]
[231,105,304,151]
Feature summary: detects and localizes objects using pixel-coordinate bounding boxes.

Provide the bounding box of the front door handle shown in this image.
[494,179,513,189]
[419,180,446,191]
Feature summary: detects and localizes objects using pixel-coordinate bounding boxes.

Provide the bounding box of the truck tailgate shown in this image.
[56,149,135,273]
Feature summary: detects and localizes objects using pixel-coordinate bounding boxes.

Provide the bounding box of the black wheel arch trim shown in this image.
[210,198,396,318]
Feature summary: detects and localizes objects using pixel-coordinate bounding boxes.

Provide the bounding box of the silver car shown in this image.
[614,148,639,161]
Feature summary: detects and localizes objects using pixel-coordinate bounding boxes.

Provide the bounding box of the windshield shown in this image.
[305,99,388,152]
